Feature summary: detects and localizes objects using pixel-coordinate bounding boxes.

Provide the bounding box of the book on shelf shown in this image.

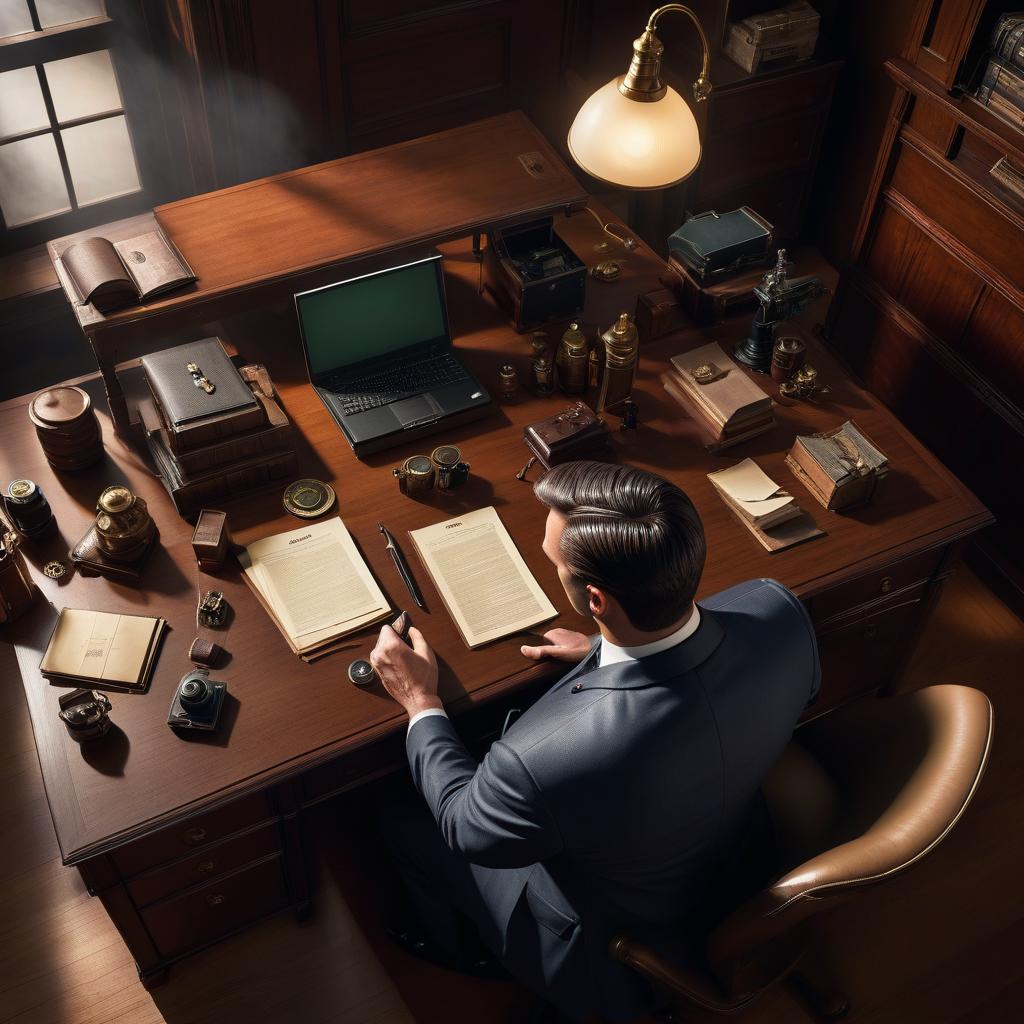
[237,518,391,661]
[142,338,265,451]
[40,608,167,693]
[54,229,195,314]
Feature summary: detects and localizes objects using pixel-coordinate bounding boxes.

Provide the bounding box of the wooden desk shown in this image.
[9,210,989,986]
[46,111,587,434]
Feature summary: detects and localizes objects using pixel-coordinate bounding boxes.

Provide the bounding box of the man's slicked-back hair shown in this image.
[534,461,706,631]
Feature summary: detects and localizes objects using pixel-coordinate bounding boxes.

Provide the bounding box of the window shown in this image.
[0,0,164,253]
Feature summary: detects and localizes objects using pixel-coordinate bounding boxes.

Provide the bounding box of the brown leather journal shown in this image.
[668,342,773,431]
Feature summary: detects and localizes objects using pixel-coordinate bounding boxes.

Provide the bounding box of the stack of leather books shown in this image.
[786,420,889,512]
[661,341,774,453]
[139,338,297,518]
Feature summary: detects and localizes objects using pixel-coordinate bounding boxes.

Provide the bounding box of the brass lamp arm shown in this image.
[620,4,712,104]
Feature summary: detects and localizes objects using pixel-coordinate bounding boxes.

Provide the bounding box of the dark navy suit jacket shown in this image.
[406,578,821,1019]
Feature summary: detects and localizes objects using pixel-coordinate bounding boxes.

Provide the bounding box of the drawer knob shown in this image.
[183,826,207,846]
[196,860,215,875]
[863,623,878,640]
[206,893,225,908]
[879,576,893,594]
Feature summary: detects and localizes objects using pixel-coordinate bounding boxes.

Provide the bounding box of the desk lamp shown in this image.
[567,4,712,190]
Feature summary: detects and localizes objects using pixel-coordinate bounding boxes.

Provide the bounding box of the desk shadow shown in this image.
[81,723,130,776]
[837,471,937,525]
[169,692,239,748]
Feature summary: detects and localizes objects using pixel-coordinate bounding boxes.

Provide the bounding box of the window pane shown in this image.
[45,49,122,124]
[0,0,34,39]
[0,67,50,140]
[0,134,71,226]
[61,114,139,206]
[34,0,105,29]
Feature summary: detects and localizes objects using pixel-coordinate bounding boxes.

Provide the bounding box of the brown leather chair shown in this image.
[610,684,994,1019]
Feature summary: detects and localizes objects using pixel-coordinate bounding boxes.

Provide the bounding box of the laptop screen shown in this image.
[296,255,450,378]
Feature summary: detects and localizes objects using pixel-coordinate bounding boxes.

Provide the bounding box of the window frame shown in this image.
[0,0,175,255]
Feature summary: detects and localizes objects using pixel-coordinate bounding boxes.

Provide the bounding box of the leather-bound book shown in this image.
[668,342,773,431]
[142,338,264,451]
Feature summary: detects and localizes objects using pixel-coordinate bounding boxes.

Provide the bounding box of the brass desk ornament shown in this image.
[95,486,157,563]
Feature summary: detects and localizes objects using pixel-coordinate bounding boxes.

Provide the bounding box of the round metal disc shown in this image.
[283,479,336,519]
[43,560,68,579]
[348,659,376,687]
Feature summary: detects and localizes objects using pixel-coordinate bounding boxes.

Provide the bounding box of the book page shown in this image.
[61,237,132,304]
[242,518,389,646]
[409,507,557,648]
[114,230,195,301]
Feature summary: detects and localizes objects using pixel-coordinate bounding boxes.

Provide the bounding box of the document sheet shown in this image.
[409,506,557,648]
[240,518,390,654]
[40,608,165,689]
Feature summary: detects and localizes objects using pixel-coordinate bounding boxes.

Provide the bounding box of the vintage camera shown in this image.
[58,689,112,743]
[168,669,226,732]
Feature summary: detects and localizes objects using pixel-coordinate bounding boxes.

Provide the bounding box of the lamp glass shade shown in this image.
[568,77,701,189]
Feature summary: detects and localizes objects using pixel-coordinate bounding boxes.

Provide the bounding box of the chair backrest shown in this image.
[708,684,993,992]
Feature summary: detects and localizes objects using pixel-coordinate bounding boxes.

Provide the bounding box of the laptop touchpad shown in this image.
[391,394,441,428]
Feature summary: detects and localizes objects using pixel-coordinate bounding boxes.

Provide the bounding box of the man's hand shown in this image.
[520,628,593,663]
[369,616,441,718]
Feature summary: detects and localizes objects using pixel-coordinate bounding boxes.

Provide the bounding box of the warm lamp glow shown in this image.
[568,77,701,190]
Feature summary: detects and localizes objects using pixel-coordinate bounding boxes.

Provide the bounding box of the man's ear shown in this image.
[586,584,608,618]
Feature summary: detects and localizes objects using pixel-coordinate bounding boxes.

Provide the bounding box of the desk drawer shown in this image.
[110,792,274,878]
[808,585,928,717]
[141,854,287,960]
[807,548,942,625]
[126,822,281,908]
[302,735,405,805]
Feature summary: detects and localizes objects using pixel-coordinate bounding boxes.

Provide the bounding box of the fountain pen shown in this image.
[378,522,425,609]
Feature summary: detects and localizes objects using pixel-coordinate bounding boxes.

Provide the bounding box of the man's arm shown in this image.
[369,618,576,867]
[406,714,562,867]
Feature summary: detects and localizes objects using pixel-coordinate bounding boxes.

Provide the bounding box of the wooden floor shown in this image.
[1,564,1022,1024]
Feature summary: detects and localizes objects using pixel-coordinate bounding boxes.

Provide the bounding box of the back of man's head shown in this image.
[534,461,706,632]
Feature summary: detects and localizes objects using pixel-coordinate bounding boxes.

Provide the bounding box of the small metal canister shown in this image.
[394,455,436,496]
[555,322,589,395]
[771,335,807,382]
[498,363,519,401]
[431,445,470,492]
[1,479,57,540]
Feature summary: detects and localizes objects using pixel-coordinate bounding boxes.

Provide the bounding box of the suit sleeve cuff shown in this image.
[407,706,448,734]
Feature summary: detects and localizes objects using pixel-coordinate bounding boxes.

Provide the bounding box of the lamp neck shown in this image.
[618,4,711,104]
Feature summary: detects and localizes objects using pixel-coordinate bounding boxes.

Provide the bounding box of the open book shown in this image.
[55,229,195,314]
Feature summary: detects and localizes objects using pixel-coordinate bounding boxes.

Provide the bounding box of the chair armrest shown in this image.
[609,936,766,1015]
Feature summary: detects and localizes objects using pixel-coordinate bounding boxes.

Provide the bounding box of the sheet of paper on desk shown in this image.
[408,507,557,649]
[241,518,390,651]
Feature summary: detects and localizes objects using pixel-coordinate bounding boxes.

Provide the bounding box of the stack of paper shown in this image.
[708,458,824,553]
[238,518,391,661]
[41,609,167,692]
[408,507,557,649]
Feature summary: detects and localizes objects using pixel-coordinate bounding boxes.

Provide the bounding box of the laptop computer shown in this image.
[295,253,492,456]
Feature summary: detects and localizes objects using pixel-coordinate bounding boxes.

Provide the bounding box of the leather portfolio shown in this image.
[523,402,610,470]
[142,337,260,432]
[667,207,773,280]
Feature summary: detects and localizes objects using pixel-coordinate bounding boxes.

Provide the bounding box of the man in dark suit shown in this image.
[369,461,820,1021]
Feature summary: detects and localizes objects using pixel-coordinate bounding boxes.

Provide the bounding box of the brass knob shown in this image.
[879,576,893,595]
[183,826,207,846]
[205,893,225,907]
[196,860,215,875]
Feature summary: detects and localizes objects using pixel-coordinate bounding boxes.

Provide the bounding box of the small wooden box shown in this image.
[482,218,586,332]
[191,510,231,571]
[661,256,763,326]
[634,287,683,343]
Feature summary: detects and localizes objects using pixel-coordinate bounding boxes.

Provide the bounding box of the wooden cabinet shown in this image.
[828,1,1024,614]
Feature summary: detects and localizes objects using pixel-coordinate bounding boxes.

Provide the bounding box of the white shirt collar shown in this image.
[598,606,701,668]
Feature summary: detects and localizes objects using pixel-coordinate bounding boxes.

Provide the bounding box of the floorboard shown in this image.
[1,565,1021,1024]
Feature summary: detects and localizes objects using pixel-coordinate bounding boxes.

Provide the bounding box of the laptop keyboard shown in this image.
[323,352,469,416]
